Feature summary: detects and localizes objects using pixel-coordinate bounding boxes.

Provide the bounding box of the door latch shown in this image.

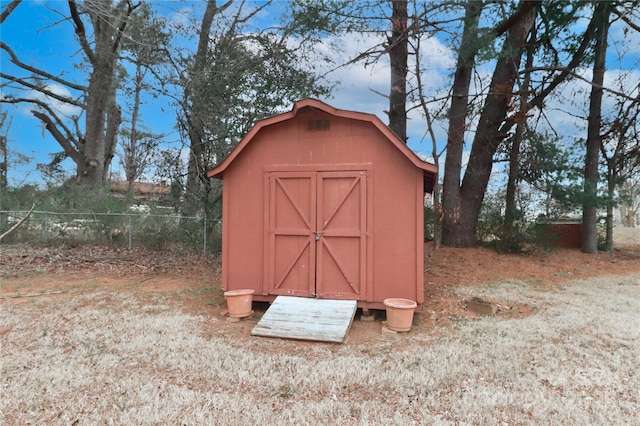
[315,232,322,241]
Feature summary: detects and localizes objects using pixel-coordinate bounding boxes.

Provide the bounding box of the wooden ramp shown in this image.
[251,296,357,343]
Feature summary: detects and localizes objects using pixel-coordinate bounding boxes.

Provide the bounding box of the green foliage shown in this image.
[0,184,40,211]
[424,206,435,242]
[176,2,333,219]
[476,190,505,246]
[477,188,538,252]
[0,182,221,253]
[519,133,584,217]
[36,151,70,188]
[40,184,129,213]
[532,223,559,255]
[596,222,608,251]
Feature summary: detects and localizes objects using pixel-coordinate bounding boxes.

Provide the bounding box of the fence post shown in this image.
[128,214,132,250]
[43,212,48,242]
[203,214,207,255]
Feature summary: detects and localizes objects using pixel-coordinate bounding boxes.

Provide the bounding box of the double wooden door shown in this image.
[266,170,367,299]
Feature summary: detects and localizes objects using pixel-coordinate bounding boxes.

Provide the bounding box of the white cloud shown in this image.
[311,32,458,153]
[312,32,390,112]
[169,6,193,29]
[27,84,83,119]
[610,17,640,56]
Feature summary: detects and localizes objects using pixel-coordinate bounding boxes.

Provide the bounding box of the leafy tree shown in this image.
[175,1,331,217]
[519,133,583,218]
[501,22,536,252]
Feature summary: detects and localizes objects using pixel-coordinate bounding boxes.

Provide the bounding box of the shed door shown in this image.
[267,170,367,300]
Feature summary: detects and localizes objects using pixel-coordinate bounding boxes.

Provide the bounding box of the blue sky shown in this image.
[1,1,639,189]
[1,0,451,187]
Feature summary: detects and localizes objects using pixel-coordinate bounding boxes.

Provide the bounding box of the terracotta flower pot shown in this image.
[224,289,255,318]
[383,298,417,332]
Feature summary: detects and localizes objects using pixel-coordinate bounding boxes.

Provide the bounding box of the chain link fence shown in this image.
[0,211,222,253]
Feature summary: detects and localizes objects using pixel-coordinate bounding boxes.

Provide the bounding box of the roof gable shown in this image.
[207,98,437,191]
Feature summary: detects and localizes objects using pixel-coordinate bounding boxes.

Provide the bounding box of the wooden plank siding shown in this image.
[251,296,357,343]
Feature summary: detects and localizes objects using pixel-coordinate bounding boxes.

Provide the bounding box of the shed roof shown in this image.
[207,98,438,193]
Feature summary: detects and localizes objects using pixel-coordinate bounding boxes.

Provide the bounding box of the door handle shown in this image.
[315,232,322,241]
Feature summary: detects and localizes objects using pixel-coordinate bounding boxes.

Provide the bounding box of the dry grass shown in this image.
[2,272,639,425]
[613,226,640,250]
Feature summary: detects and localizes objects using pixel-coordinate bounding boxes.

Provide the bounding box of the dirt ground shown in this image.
[1,227,639,343]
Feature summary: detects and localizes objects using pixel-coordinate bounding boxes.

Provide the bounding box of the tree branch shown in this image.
[0,96,80,148]
[111,1,140,55]
[527,9,598,109]
[68,0,95,64]
[524,66,640,102]
[497,8,600,136]
[32,110,83,165]
[0,203,35,242]
[494,0,541,37]
[0,0,22,24]
[0,42,87,92]
[612,7,640,33]
[0,72,84,108]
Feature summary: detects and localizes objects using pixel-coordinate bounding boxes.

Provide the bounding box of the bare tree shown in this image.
[619,178,640,227]
[118,3,170,189]
[600,76,640,246]
[181,0,234,214]
[0,0,138,187]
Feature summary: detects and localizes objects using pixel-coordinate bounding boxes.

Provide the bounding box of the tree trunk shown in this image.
[605,168,616,250]
[447,1,536,247]
[388,0,408,142]
[502,114,525,249]
[125,64,144,188]
[502,26,535,250]
[103,89,121,182]
[441,1,482,246]
[75,0,132,187]
[582,2,611,254]
[184,0,226,213]
[81,54,111,185]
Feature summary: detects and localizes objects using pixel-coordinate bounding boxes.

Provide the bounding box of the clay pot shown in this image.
[383,298,417,332]
[224,289,255,318]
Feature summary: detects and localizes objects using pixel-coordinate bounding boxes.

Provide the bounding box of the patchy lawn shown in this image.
[1,227,639,424]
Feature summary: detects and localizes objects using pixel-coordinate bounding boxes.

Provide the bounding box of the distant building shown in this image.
[110,181,171,201]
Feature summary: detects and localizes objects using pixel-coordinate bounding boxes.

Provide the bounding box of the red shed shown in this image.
[208,98,437,309]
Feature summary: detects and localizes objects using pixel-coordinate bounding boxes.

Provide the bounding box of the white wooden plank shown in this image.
[251,296,357,343]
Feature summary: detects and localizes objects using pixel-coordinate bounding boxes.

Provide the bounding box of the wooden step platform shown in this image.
[251,296,357,343]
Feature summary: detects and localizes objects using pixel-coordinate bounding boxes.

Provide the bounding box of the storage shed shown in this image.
[208,98,437,309]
